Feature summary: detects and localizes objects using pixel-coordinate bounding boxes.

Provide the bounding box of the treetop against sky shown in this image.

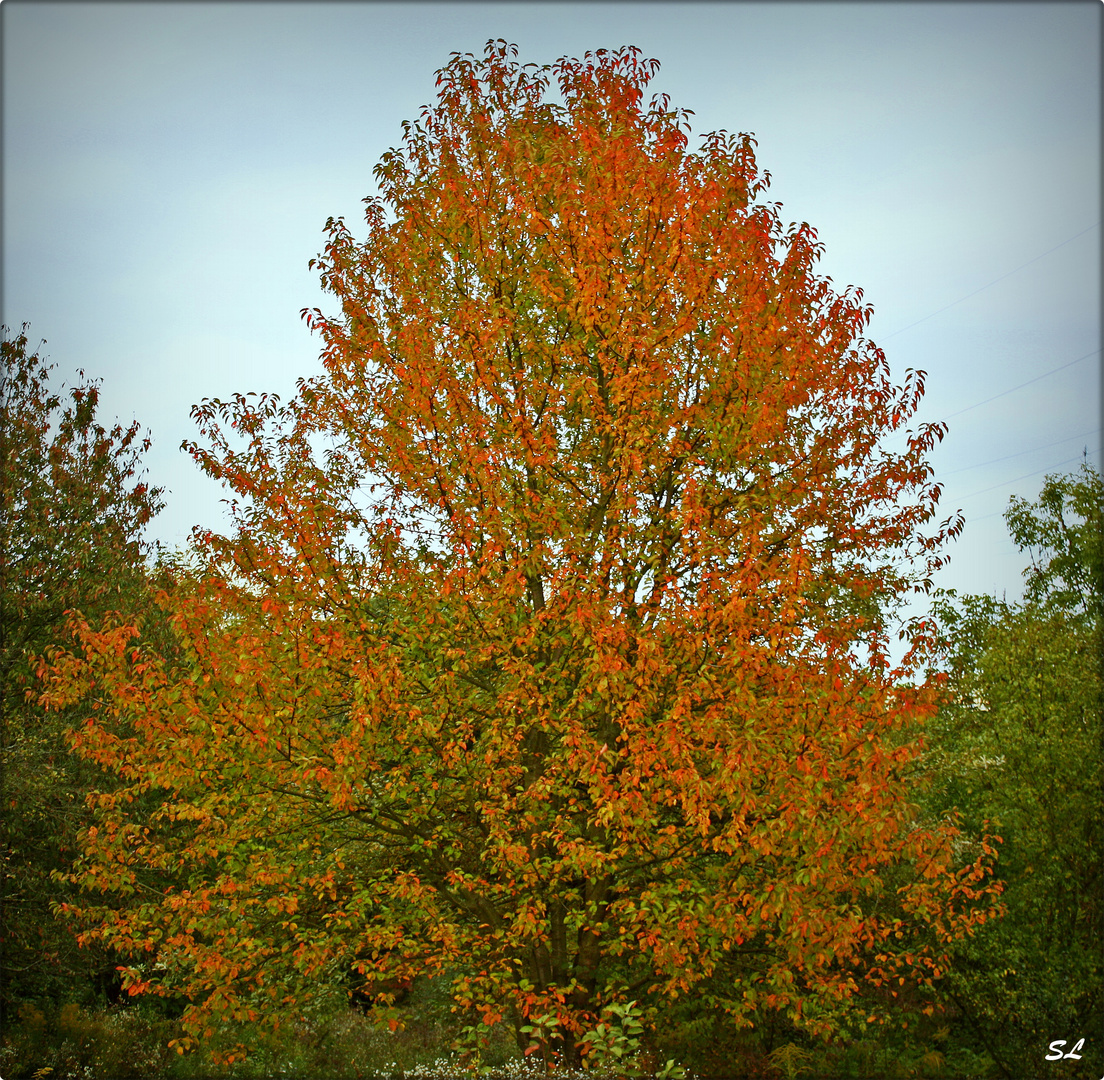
[1,2,1099,600]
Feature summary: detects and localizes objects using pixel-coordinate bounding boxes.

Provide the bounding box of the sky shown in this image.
[2,1,1101,618]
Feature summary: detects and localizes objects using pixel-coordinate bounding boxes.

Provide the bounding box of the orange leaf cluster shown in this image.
[45,42,995,1065]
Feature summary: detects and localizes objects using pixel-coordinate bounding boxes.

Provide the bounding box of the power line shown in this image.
[955,448,1100,503]
[883,346,1100,444]
[883,220,1101,340]
[938,348,1100,423]
[939,428,1100,476]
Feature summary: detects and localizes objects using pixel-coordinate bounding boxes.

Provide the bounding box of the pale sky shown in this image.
[2,1,1100,614]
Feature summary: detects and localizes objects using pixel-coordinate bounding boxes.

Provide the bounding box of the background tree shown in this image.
[45,43,997,1068]
[0,326,164,1024]
[926,464,1102,1080]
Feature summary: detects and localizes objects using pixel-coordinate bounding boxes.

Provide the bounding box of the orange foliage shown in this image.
[45,42,998,1065]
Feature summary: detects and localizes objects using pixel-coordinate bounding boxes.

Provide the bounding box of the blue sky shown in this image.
[3,1,1100,613]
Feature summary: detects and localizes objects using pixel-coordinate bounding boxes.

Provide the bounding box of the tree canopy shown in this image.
[926,464,1102,1079]
[43,43,998,1068]
[1,326,164,1022]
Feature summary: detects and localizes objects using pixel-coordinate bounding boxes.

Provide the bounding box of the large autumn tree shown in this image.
[46,43,998,1066]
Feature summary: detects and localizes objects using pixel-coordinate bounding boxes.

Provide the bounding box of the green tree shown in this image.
[0,326,164,1022]
[927,464,1103,1079]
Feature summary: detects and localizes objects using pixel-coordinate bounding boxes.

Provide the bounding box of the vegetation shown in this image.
[2,43,1098,1080]
[0,326,165,1025]
[923,464,1102,1079]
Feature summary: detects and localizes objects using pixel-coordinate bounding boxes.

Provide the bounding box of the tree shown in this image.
[926,464,1102,1079]
[44,43,998,1067]
[0,326,164,1022]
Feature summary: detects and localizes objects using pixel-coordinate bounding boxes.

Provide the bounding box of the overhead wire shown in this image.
[938,348,1100,423]
[956,449,1099,503]
[881,344,1099,444]
[959,451,1102,526]
[938,428,1101,476]
[872,222,1100,506]
[881,220,1100,340]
